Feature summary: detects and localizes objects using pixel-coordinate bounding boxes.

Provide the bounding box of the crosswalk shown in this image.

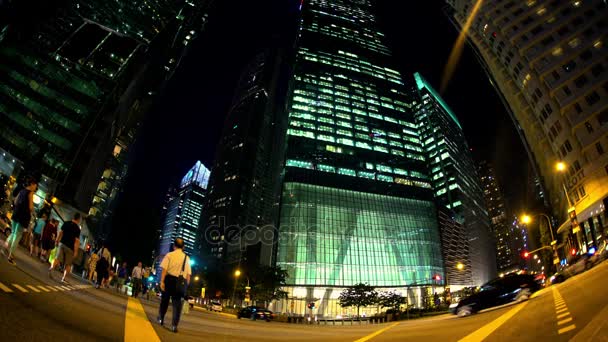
[0,282,92,294]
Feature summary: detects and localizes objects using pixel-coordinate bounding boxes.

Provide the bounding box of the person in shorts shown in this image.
[49,213,81,283]
[30,213,47,257]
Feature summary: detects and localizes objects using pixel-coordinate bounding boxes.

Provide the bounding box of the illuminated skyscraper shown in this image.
[0,1,212,234]
[274,0,444,316]
[155,161,210,274]
[446,0,608,255]
[413,73,495,285]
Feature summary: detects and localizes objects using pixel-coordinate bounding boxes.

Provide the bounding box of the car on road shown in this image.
[186,296,195,308]
[236,306,274,321]
[450,274,541,317]
[208,300,222,312]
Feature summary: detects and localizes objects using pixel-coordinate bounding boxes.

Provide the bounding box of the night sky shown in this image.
[109,1,537,264]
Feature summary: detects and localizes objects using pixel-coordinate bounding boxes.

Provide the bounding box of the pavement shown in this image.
[1,242,608,341]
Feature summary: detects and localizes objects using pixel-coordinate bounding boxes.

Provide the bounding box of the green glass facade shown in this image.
[278,183,442,287]
[276,0,444,290]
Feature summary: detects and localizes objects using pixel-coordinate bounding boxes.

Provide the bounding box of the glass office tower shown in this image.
[275,0,444,317]
[413,73,496,285]
[155,161,210,277]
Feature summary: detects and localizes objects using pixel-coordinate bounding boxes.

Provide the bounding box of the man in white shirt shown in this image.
[156,238,191,333]
[131,261,144,298]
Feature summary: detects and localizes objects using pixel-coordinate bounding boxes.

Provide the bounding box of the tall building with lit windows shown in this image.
[274,0,444,317]
[155,161,210,276]
[0,1,212,238]
[446,0,608,256]
[413,73,495,285]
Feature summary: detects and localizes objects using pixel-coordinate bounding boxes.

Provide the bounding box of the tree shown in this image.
[378,290,407,312]
[249,265,288,306]
[338,283,377,317]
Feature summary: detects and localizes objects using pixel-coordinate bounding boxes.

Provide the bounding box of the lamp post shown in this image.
[231,269,241,307]
[521,214,559,267]
[555,162,586,253]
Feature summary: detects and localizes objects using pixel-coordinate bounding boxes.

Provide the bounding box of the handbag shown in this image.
[48,247,58,264]
[175,254,188,296]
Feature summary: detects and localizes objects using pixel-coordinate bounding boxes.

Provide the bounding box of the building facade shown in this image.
[155,161,210,275]
[478,161,526,272]
[202,50,291,267]
[413,73,496,285]
[273,0,445,317]
[446,0,608,256]
[0,1,212,235]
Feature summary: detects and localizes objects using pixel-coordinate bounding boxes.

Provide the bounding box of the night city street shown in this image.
[1,245,608,341]
[1,0,607,341]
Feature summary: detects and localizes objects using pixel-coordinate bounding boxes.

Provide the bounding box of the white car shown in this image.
[209,301,223,312]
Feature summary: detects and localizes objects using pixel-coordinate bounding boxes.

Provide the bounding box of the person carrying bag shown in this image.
[157,238,191,333]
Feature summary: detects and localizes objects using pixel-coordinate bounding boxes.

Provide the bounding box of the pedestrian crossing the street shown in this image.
[0,282,92,294]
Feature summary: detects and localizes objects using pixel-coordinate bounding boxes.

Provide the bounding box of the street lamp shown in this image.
[194,276,200,282]
[456,263,464,270]
[520,213,559,266]
[234,270,241,277]
[555,162,567,172]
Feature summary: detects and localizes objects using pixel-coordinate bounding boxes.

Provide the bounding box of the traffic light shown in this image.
[570,248,577,256]
[307,302,316,310]
[433,274,442,281]
[86,244,91,252]
[523,251,530,259]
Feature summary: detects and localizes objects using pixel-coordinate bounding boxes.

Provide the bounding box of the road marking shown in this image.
[124,297,160,342]
[26,285,41,293]
[37,285,51,292]
[54,286,65,291]
[60,286,71,291]
[12,284,28,293]
[552,287,575,335]
[458,302,528,342]
[0,282,14,293]
[44,286,58,292]
[353,322,399,342]
[558,325,576,334]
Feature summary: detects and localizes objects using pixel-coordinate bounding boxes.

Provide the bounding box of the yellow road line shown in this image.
[558,317,573,325]
[37,286,51,292]
[60,286,71,291]
[458,302,528,342]
[556,312,569,319]
[124,297,160,342]
[555,304,566,309]
[54,286,64,291]
[26,285,41,293]
[44,286,58,292]
[0,282,14,293]
[353,322,399,342]
[558,324,576,334]
[556,307,568,313]
[12,284,28,293]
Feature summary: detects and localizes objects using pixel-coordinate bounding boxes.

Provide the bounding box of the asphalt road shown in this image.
[1,243,607,341]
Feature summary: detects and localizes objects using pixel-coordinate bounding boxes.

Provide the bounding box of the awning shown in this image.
[556,198,606,234]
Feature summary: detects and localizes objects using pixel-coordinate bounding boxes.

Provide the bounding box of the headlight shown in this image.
[449,303,458,308]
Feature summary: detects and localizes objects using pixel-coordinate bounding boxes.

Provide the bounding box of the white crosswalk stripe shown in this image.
[26,285,41,293]
[12,284,28,293]
[37,285,51,292]
[0,282,14,293]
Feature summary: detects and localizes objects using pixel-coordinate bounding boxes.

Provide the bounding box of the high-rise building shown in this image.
[155,161,210,275]
[413,72,496,285]
[202,50,291,267]
[445,0,608,255]
[274,0,444,317]
[0,1,212,239]
[478,160,525,272]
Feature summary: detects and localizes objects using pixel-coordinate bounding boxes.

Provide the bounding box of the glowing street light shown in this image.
[555,162,567,172]
[456,263,464,270]
[521,214,532,224]
[194,276,200,282]
[234,270,241,277]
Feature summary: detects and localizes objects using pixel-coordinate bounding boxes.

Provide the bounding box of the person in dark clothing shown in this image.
[4,177,37,265]
[40,218,58,262]
[48,213,81,283]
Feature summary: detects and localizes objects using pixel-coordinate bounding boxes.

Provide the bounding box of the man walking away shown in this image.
[131,262,143,298]
[4,177,37,265]
[95,247,110,289]
[49,213,81,283]
[30,212,47,257]
[157,238,191,333]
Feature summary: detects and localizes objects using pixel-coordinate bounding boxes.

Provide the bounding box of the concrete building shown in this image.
[445,0,608,256]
